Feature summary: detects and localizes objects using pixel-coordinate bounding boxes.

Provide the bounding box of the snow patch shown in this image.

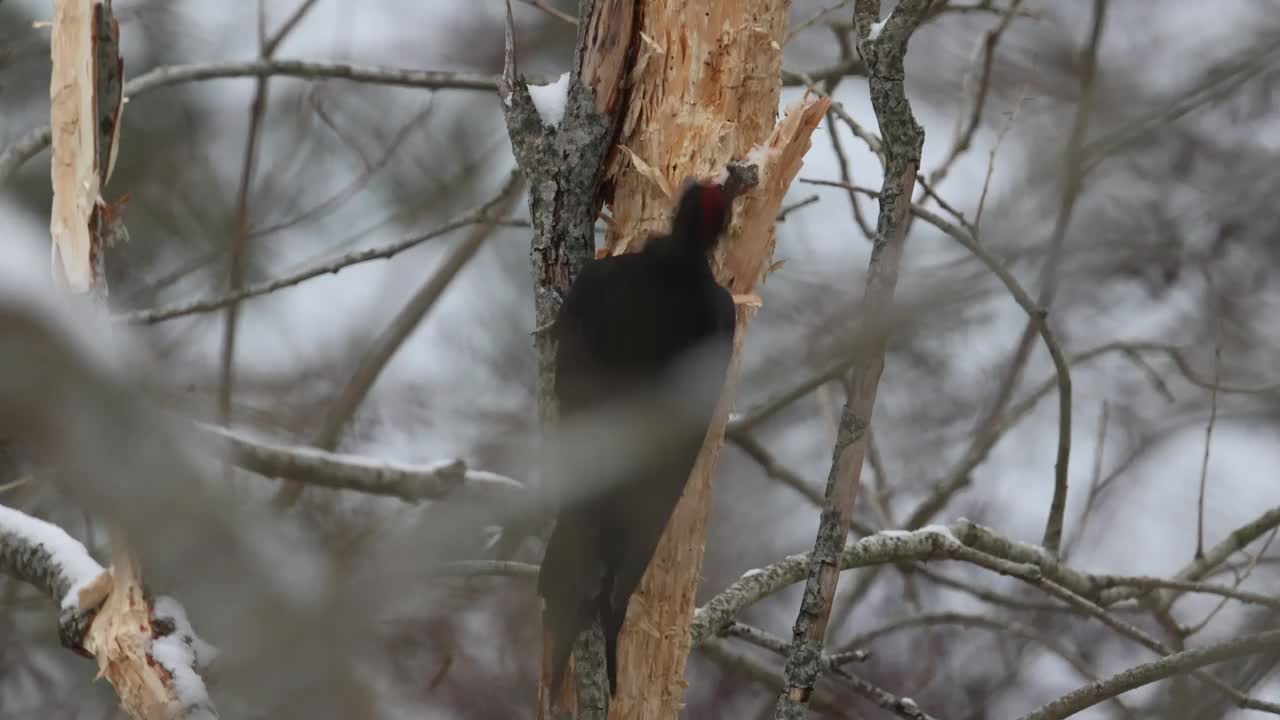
[867,8,894,41]
[152,596,218,716]
[528,71,571,127]
[919,524,957,541]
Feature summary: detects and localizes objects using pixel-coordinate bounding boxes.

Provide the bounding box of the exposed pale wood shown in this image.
[600,1,830,715]
[48,0,123,295]
[49,0,100,291]
[47,5,190,717]
[79,540,169,720]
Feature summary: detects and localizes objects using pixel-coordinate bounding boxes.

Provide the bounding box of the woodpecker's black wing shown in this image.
[538,249,735,696]
[595,272,734,695]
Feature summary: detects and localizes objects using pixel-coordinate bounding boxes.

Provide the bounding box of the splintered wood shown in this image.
[49,0,123,294]
[80,545,174,720]
[601,1,830,717]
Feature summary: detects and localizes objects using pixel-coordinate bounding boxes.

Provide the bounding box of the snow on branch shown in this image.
[0,503,217,720]
[0,501,105,610]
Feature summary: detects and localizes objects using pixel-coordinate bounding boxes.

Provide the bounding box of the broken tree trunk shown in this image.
[600,2,829,718]
[49,0,125,297]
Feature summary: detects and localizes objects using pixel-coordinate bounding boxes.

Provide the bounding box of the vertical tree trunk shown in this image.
[508,2,827,716]
[600,3,822,718]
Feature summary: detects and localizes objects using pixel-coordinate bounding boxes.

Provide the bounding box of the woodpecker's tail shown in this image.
[539,508,598,699]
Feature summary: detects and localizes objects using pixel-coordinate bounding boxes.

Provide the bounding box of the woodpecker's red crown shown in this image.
[671,181,731,253]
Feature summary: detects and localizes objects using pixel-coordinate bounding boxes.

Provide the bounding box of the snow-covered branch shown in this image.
[0,503,217,720]
[0,502,105,612]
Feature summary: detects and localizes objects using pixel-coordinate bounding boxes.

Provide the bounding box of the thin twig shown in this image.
[975,83,1028,231]
[836,610,1133,715]
[786,0,853,44]
[1185,528,1278,637]
[516,0,579,24]
[1018,629,1280,720]
[1038,0,1107,555]
[218,1,280,427]
[1,59,516,182]
[1062,400,1109,561]
[119,194,511,324]
[724,622,937,720]
[1196,336,1222,560]
[775,195,821,222]
[263,0,322,55]
[272,172,524,507]
[781,58,867,86]
[928,0,1025,186]
[1100,505,1280,606]
[800,180,1076,539]
[1025,579,1280,713]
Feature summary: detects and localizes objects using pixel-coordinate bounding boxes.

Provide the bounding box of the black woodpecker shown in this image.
[538,180,738,697]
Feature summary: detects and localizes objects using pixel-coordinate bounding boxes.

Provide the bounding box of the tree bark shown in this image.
[600,3,828,717]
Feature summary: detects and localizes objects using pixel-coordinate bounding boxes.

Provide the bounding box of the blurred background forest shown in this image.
[3,0,1280,718]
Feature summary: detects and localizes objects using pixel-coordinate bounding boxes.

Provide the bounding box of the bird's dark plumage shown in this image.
[538,181,737,698]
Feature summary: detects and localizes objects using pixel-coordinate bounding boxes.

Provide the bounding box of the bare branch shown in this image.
[1100,505,1280,607]
[1038,0,1107,556]
[118,188,516,324]
[775,1,930,711]
[517,0,579,24]
[313,174,522,449]
[203,423,523,504]
[727,622,937,720]
[692,525,961,648]
[1018,630,1280,720]
[927,0,1025,185]
[1,59,516,182]
[1196,339,1223,559]
[217,13,279,427]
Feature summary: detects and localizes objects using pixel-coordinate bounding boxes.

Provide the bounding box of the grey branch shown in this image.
[724,623,936,720]
[0,59,522,182]
[264,174,524,508]
[692,525,966,648]
[1018,629,1280,720]
[203,423,523,504]
[1099,505,1280,607]
[774,0,932,715]
[119,188,516,324]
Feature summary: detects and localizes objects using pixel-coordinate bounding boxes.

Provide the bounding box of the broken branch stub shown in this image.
[49,0,125,296]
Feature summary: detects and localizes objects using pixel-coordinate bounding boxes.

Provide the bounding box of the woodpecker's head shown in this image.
[670,180,732,254]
